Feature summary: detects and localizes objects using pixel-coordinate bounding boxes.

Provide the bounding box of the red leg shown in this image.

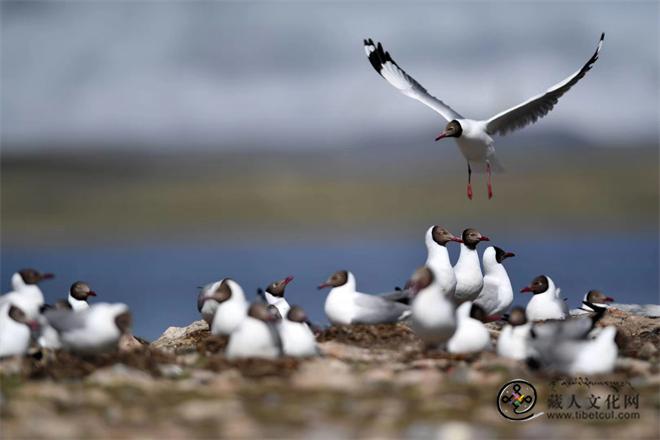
[487,161,493,199]
[467,162,473,200]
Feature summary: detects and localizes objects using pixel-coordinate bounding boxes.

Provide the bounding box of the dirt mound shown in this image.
[316,323,419,349]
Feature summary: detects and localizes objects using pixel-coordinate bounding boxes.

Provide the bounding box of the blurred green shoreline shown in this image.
[2,144,658,246]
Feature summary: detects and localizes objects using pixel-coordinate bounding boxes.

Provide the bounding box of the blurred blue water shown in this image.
[1,235,657,340]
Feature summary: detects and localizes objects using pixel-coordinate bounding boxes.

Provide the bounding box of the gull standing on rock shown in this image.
[278,306,319,357]
[409,266,456,349]
[257,276,294,317]
[0,304,40,357]
[203,279,249,336]
[521,275,568,321]
[474,246,515,316]
[496,307,531,360]
[44,303,132,354]
[226,303,282,359]
[319,270,411,325]
[447,302,492,354]
[364,34,604,199]
[453,229,489,304]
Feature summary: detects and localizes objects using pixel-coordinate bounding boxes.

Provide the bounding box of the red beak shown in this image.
[28,320,40,332]
[88,291,97,297]
[480,236,490,242]
[40,273,55,280]
[317,283,331,290]
[282,276,294,286]
[520,286,533,293]
[435,132,447,141]
[604,296,614,302]
[450,237,464,243]
[504,252,516,259]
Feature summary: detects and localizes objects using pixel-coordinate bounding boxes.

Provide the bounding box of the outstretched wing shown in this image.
[485,33,604,136]
[364,38,463,122]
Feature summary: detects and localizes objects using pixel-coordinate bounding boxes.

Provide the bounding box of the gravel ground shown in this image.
[1,308,658,439]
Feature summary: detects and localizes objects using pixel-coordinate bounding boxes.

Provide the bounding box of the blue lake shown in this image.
[2,234,658,340]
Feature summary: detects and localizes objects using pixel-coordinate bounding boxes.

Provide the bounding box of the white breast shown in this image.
[411,287,456,346]
[324,286,355,325]
[279,319,317,357]
[226,317,280,359]
[496,323,531,360]
[210,298,248,336]
[0,304,31,357]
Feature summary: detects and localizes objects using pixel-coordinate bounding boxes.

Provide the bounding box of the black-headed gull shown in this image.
[453,228,490,304]
[570,290,614,315]
[521,275,568,321]
[496,307,531,361]
[364,34,604,199]
[1,268,54,318]
[425,226,461,295]
[474,246,515,316]
[319,270,411,325]
[446,302,492,354]
[257,275,294,317]
[409,266,456,349]
[226,303,282,359]
[45,303,131,354]
[278,305,319,357]
[0,304,39,357]
[67,281,97,311]
[202,278,248,336]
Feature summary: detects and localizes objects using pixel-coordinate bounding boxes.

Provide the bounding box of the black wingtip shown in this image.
[600,32,605,41]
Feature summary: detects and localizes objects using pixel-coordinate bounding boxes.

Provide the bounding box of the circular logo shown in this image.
[497,379,538,421]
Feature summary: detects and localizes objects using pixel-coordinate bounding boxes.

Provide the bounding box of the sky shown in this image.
[1,1,658,152]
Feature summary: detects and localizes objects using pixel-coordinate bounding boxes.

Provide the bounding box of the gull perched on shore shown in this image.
[521,275,568,321]
[319,270,411,325]
[364,34,604,199]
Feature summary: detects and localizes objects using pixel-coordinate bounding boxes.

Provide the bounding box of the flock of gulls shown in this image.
[0,34,655,380]
[2,226,657,375]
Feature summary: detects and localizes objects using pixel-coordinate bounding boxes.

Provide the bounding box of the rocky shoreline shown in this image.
[1,308,658,439]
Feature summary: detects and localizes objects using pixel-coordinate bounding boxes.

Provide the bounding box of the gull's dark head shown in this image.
[18,268,54,285]
[586,289,614,304]
[318,270,348,290]
[435,120,462,142]
[461,228,490,249]
[265,276,294,298]
[520,275,549,295]
[407,266,434,295]
[431,226,461,246]
[70,281,97,301]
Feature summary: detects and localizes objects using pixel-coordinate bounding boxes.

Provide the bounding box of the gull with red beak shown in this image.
[257,275,294,317]
[570,290,660,318]
[521,275,567,321]
[67,281,97,311]
[453,229,490,304]
[364,34,604,199]
[474,246,516,316]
